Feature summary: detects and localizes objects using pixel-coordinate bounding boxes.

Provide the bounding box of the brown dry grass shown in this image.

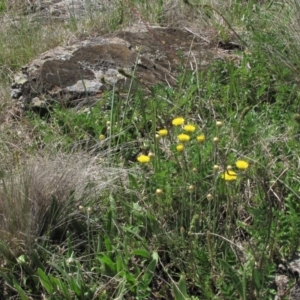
[0,150,133,252]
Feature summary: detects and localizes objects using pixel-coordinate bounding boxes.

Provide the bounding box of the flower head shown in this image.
[188,185,195,192]
[236,160,249,170]
[137,155,150,163]
[177,133,190,143]
[213,137,219,143]
[207,194,213,201]
[221,170,237,181]
[99,134,105,141]
[216,121,223,127]
[148,152,155,158]
[197,134,205,142]
[155,189,163,196]
[183,124,196,132]
[172,117,185,126]
[213,165,220,171]
[158,129,168,137]
[176,144,184,152]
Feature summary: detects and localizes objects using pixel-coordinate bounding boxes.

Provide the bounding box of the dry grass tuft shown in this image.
[0,150,133,252]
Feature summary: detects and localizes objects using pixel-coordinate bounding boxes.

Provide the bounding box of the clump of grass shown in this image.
[0,150,132,252]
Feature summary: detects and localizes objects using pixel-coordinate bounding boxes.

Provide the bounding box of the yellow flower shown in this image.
[137,155,150,163]
[213,137,219,143]
[177,133,190,143]
[221,170,237,181]
[183,124,196,132]
[197,135,205,142]
[172,117,185,126]
[176,144,184,152]
[158,129,168,137]
[99,134,105,141]
[216,121,223,127]
[236,160,249,170]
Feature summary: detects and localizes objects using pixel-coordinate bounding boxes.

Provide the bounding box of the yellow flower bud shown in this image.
[213,165,220,171]
[99,134,105,141]
[188,185,195,192]
[197,135,205,143]
[172,117,184,126]
[207,194,213,201]
[137,155,150,163]
[176,144,184,152]
[158,129,168,137]
[155,189,163,196]
[177,133,190,143]
[148,152,155,158]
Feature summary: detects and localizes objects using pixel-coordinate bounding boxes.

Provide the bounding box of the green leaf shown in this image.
[70,277,81,296]
[30,251,45,271]
[98,254,116,274]
[13,280,28,300]
[142,251,158,286]
[173,274,189,300]
[55,277,71,299]
[219,259,246,300]
[0,272,14,286]
[116,252,125,273]
[37,268,53,294]
[253,268,261,291]
[0,240,16,264]
[131,249,151,259]
[104,237,112,252]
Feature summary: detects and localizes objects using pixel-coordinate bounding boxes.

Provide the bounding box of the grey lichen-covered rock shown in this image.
[275,253,300,300]
[15,0,112,23]
[12,26,220,111]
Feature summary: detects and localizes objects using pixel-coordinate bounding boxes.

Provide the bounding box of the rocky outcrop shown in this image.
[275,253,300,300]
[9,0,112,22]
[11,26,219,111]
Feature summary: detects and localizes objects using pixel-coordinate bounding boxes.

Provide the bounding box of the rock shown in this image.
[10,0,111,23]
[275,252,300,300]
[12,26,222,111]
[275,275,289,299]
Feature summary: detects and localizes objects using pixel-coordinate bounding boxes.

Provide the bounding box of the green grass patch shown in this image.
[2,0,300,299]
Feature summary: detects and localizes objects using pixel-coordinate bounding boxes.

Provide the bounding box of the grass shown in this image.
[1,0,300,299]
